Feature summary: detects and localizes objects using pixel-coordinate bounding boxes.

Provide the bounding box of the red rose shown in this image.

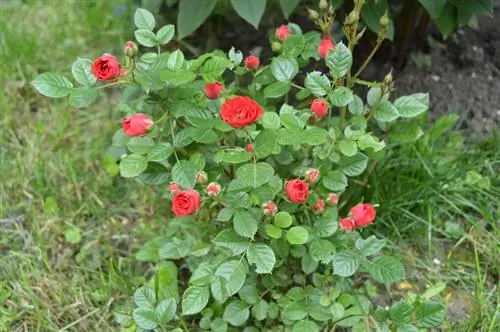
[169,182,182,194]
[311,99,329,118]
[204,81,223,99]
[327,193,339,206]
[92,54,123,81]
[123,114,154,136]
[350,203,376,227]
[172,189,201,217]
[275,25,291,41]
[305,168,320,183]
[285,179,309,203]
[206,182,221,197]
[339,217,356,231]
[263,201,277,216]
[318,37,335,58]
[312,198,325,214]
[247,144,254,153]
[220,96,264,128]
[245,55,260,70]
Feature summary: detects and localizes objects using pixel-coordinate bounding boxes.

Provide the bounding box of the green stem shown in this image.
[352,40,382,80]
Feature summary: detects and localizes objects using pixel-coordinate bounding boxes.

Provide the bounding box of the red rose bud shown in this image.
[305,168,320,183]
[311,98,329,118]
[195,171,208,185]
[207,182,221,197]
[169,182,182,194]
[220,96,264,128]
[263,201,278,216]
[245,55,260,70]
[312,198,325,214]
[285,179,309,203]
[123,41,138,57]
[123,114,153,137]
[318,37,335,58]
[172,189,201,217]
[339,217,356,231]
[327,193,339,205]
[247,144,254,153]
[275,24,291,42]
[92,53,123,81]
[204,81,223,99]
[350,203,376,227]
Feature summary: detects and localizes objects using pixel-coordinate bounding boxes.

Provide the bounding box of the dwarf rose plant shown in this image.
[33,1,446,330]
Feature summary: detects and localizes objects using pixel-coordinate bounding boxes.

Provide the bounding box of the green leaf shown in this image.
[31,73,73,98]
[415,301,446,327]
[200,56,232,81]
[215,261,247,296]
[156,24,175,44]
[147,143,173,161]
[264,224,282,239]
[178,0,217,38]
[134,287,156,308]
[274,211,293,228]
[120,154,148,178]
[390,123,424,143]
[182,285,210,315]
[309,239,336,263]
[71,58,96,87]
[228,47,243,65]
[369,256,405,284]
[419,0,447,19]
[325,42,352,78]
[264,81,291,98]
[329,87,354,107]
[188,127,218,144]
[279,0,300,18]
[339,153,369,177]
[134,8,155,30]
[301,253,319,274]
[314,207,338,237]
[358,134,386,151]
[133,308,158,330]
[64,227,81,244]
[138,162,169,185]
[213,229,249,255]
[393,95,428,118]
[397,325,419,332]
[286,226,309,245]
[159,240,190,259]
[210,277,230,303]
[236,162,275,188]
[390,300,413,325]
[167,49,185,70]
[190,262,215,286]
[214,150,252,164]
[304,127,328,145]
[171,160,197,188]
[156,298,176,325]
[322,171,348,191]
[283,35,306,57]
[246,243,276,274]
[338,140,358,157]
[135,29,157,47]
[434,4,456,38]
[367,87,385,106]
[127,136,155,154]
[160,70,196,86]
[223,301,250,327]
[348,95,365,115]
[356,236,386,256]
[373,100,399,122]
[271,56,299,82]
[233,210,258,239]
[293,320,319,332]
[68,88,98,108]
[230,0,266,29]
[305,71,331,96]
[259,112,281,130]
[283,302,307,320]
[252,299,268,321]
[361,0,395,40]
[333,250,360,277]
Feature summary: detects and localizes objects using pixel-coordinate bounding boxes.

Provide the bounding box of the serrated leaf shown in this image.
[127,136,155,154]
[264,81,291,98]
[358,134,386,152]
[135,29,157,47]
[325,42,352,78]
[356,236,386,256]
[214,150,252,164]
[68,88,98,108]
[394,96,428,118]
[135,8,155,30]
[223,300,250,327]
[348,95,364,115]
[215,261,246,296]
[304,127,328,145]
[213,229,249,255]
[283,34,306,57]
[71,58,96,87]
[333,250,359,277]
[390,123,423,143]
[292,320,319,332]
[160,70,196,86]
[415,301,446,327]
[134,287,156,308]
[230,0,266,29]
[156,298,176,325]
[200,56,232,81]
[259,112,281,130]
[252,299,268,321]
[283,302,307,320]
[286,226,309,245]
[369,256,405,284]
[339,153,369,177]
[305,71,331,96]
[31,73,73,98]
[133,308,158,330]
[171,160,197,188]
[246,243,276,274]
[120,154,148,178]
[322,171,347,191]
[314,207,338,237]
[373,100,399,122]
[338,140,358,157]
[190,262,215,286]
[188,127,218,144]
[330,86,354,107]
[156,24,175,44]
[271,56,299,82]
[236,162,274,188]
[309,239,336,263]
[167,49,185,70]
[390,300,413,325]
[233,210,258,239]
[147,143,173,161]
[182,285,210,315]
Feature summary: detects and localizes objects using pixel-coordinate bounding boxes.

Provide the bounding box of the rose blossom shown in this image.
[318,37,335,58]
[169,182,182,194]
[275,24,291,41]
[263,201,277,216]
[220,96,264,128]
[245,55,260,70]
[123,114,153,136]
[92,54,123,81]
[350,203,376,227]
[312,198,325,214]
[204,81,223,99]
[305,168,320,183]
[207,182,221,197]
[285,179,309,203]
[339,217,356,231]
[327,193,339,205]
[172,190,200,217]
[311,98,329,118]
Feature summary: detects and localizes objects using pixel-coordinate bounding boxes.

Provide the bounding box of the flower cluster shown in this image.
[340,203,376,231]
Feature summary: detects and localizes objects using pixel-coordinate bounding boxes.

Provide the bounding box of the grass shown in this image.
[0,1,498,331]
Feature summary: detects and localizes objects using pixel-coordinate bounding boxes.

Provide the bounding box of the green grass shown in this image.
[1,1,499,331]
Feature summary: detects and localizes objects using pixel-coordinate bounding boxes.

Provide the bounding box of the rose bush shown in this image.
[32,2,446,331]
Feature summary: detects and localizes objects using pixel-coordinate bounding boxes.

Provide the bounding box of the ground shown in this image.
[0,1,498,331]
